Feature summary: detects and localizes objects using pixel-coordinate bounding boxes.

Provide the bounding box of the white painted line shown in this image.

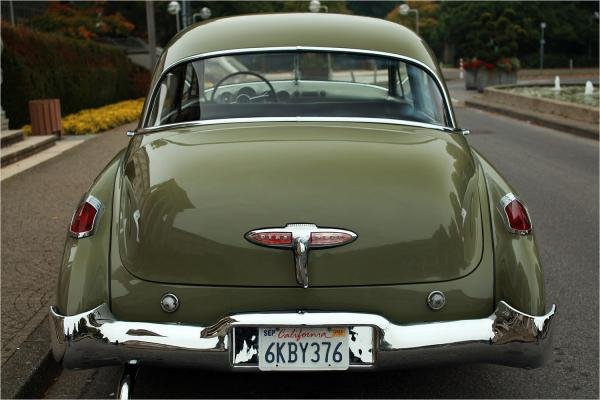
[1,135,97,181]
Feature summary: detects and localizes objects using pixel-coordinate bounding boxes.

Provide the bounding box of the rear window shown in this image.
[146,51,449,128]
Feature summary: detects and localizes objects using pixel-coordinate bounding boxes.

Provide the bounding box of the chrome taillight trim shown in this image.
[69,195,103,239]
[498,192,532,235]
[245,224,358,249]
[245,224,357,288]
[141,46,457,130]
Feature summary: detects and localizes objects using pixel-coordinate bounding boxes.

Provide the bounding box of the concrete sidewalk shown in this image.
[1,122,134,398]
[1,135,95,182]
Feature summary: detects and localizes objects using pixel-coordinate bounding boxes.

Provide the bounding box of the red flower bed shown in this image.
[463,59,495,70]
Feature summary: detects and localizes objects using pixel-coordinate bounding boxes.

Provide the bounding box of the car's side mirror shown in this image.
[454,128,470,136]
[126,130,136,137]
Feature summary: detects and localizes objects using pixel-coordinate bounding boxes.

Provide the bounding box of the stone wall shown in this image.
[482,85,599,125]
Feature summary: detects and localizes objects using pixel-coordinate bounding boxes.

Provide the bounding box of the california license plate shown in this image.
[258,327,349,371]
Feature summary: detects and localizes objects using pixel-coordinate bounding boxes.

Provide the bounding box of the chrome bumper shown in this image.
[49,301,555,370]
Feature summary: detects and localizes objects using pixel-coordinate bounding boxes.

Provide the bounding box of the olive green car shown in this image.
[49,13,555,385]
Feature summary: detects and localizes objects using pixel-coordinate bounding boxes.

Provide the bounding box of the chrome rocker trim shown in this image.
[49,301,555,370]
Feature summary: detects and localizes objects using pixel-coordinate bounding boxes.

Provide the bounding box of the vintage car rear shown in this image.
[49,14,555,381]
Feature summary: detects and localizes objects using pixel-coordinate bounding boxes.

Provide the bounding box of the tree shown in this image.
[346,1,397,18]
[29,1,135,40]
[514,1,599,67]
[461,7,526,68]
[188,1,350,18]
[104,1,351,48]
[436,1,599,68]
[385,1,441,54]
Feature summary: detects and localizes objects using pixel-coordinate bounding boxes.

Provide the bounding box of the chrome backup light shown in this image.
[69,195,102,238]
[427,291,446,310]
[310,231,356,246]
[160,293,180,313]
[498,192,532,235]
[245,224,358,288]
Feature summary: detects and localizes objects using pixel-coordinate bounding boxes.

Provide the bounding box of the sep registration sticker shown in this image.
[258,327,349,371]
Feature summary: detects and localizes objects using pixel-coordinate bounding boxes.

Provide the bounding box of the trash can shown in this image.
[28,99,62,136]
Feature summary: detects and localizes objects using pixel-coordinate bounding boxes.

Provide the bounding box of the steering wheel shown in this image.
[210,71,278,103]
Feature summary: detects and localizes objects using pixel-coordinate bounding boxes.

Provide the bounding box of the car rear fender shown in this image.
[55,150,125,316]
[473,150,545,315]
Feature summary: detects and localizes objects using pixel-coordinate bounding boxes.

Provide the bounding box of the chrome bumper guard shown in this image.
[49,301,555,370]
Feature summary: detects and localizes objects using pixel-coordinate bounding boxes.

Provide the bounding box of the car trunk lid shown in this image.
[118,122,484,287]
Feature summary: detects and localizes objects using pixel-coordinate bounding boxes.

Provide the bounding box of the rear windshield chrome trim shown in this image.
[137,117,454,135]
[143,46,456,129]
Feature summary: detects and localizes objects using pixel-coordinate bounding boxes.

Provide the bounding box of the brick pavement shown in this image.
[1,123,133,366]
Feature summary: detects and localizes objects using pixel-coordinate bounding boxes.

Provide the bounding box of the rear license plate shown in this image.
[258,327,349,371]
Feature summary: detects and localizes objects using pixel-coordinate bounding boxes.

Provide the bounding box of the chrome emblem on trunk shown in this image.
[245,224,357,288]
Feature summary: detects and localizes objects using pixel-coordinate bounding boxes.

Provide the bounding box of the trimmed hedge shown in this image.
[1,24,149,128]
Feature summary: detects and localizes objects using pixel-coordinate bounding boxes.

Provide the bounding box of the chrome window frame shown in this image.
[140,46,457,132]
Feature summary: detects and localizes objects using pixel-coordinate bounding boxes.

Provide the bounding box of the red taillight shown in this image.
[246,232,292,246]
[310,232,355,246]
[70,196,102,238]
[500,193,532,235]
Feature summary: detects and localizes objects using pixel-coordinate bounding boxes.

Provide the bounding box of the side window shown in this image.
[396,63,413,102]
[148,63,201,126]
[148,67,183,126]
[422,77,446,124]
[181,63,198,104]
[404,64,446,124]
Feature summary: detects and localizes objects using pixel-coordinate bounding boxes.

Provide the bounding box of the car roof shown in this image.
[157,13,438,73]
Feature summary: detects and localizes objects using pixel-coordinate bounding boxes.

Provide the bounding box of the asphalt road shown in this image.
[43,89,598,398]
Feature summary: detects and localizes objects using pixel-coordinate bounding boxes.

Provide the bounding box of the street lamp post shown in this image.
[146,1,157,70]
[193,7,212,24]
[167,1,181,32]
[308,0,328,13]
[8,0,15,25]
[540,22,546,72]
[399,4,419,35]
[181,0,189,29]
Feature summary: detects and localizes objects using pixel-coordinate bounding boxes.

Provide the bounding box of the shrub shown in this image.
[1,24,150,128]
[29,2,135,40]
[22,98,144,135]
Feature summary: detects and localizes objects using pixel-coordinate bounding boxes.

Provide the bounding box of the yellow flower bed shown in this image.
[22,98,144,135]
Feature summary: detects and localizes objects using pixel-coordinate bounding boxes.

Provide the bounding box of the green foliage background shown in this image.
[109,1,352,48]
[111,1,596,68]
[0,1,597,129]
[4,1,597,69]
[435,1,599,67]
[1,24,150,128]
